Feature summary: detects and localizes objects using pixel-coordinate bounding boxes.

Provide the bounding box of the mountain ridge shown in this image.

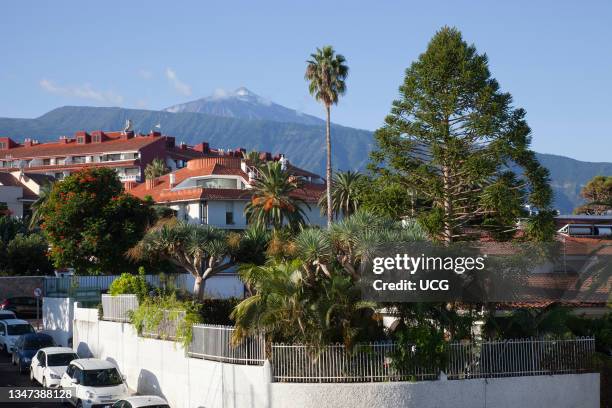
[0,101,610,214]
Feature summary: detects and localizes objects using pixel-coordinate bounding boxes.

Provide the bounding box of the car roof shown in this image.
[118,395,168,406]
[1,319,30,325]
[0,310,15,314]
[71,358,116,370]
[41,347,75,354]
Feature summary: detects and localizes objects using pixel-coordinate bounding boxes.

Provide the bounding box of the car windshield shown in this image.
[23,337,54,350]
[143,405,170,408]
[82,368,123,387]
[0,313,15,320]
[47,353,78,366]
[7,324,34,335]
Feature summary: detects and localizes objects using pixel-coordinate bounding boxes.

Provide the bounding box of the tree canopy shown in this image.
[39,168,154,274]
[574,175,612,215]
[369,27,552,242]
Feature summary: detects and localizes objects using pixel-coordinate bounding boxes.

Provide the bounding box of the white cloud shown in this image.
[138,69,153,80]
[39,79,123,105]
[165,68,192,96]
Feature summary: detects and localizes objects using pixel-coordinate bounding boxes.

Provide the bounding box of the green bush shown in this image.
[130,293,202,349]
[109,267,151,301]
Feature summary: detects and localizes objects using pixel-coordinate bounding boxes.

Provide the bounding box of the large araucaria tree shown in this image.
[370,27,552,242]
[305,46,349,227]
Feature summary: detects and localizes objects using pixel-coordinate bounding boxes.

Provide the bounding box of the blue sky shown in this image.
[1,0,611,161]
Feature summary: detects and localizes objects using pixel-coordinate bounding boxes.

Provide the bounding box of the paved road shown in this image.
[0,351,63,407]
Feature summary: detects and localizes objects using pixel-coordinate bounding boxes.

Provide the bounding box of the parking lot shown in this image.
[0,349,62,407]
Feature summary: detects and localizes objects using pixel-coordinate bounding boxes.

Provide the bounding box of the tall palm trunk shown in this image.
[325,105,333,227]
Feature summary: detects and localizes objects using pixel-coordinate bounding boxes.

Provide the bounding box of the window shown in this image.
[72,156,86,164]
[81,368,123,386]
[196,178,238,189]
[0,142,6,149]
[77,137,84,144]
[47,353,79,367]
[65,365,75,378]
[0,323,5,336]
[93,135,101,143]
[180,204,188,221]
[200,202,208,225]
[225,202,234,225]
[42,158,51,166]
[7,324,34,335]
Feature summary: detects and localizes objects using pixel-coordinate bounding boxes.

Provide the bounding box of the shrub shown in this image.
[109,267,151,301]
[130,293,202,348]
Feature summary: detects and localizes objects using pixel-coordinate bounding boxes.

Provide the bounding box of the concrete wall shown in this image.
[269,374,600,408]
[42,297,74,347]
[0,275,45,299]
[73,304,600,408]
[73,306,268,408]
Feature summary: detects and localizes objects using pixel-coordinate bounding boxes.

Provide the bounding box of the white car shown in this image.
[0,310,16,320]
[30,347,79,388]
[112,395,170,408]
[60,358,129,408]
[0,319,35,354]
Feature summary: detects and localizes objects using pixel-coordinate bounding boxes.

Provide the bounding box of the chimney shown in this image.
[123,181,137,191]
[169,173,176,187]
[193,142,210,153]
[24,138,33,147]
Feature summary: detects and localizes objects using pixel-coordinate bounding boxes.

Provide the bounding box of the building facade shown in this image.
[0,130,209,183]
[0,171,53,218]
[127,155,327,229]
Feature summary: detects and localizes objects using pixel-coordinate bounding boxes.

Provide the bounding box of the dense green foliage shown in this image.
[0,217,52,275]
[130,293,202,349]
[245,161,309,229]
[574,175,612,215]
[39,168,154,274]
[144,158,169,180]
[108,267,152,301]
[370,27,553,241]
[318,170,363,219]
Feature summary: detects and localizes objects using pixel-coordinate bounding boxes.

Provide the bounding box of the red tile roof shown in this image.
[128,157,324,204]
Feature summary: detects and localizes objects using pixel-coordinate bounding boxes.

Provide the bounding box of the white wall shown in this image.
[0,185,24,217]
[72,308,268,408]
[42,297,74,347]
[73,305,600,408]
[269,374,600,408]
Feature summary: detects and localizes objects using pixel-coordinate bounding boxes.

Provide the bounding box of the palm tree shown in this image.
[305,46,349,227]
[144,158,169,180]
[318,170,363,219]
[127,219,232,300]
[28,182,53,230]
[245,161,309,230]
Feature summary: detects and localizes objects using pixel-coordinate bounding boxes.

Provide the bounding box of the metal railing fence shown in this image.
[271,342,436,383]
[101,294,138,322]
[446,337,595,379]
[271,337,596,383]
[188,324,265,365]
[142,310,187,340]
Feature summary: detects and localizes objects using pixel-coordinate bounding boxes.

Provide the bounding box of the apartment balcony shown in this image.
[119,174,142,182]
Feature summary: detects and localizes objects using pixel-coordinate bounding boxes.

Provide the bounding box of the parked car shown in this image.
[112,396,170,408]
[11,333,56,373]
[0,297,41,318]
[60,358,129,408]
[0,310,16,320]
[30,346,79,388]
[0,319,35,354]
